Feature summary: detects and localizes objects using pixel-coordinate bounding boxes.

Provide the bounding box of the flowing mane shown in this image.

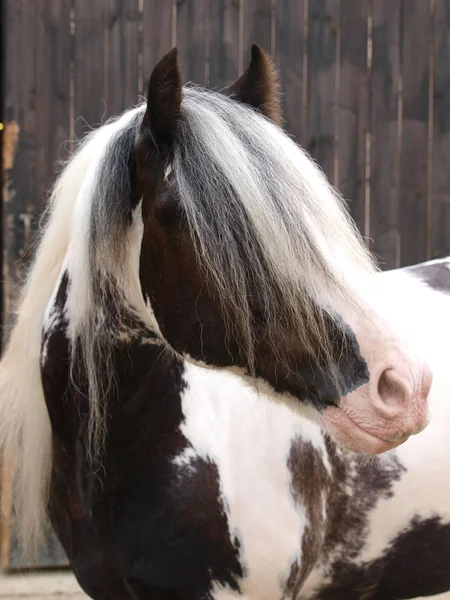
[0,85,376,554]
[175,87,376,356]
[0,107,146,553]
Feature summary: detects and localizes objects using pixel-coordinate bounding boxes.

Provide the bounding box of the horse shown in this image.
[0,45,448,600]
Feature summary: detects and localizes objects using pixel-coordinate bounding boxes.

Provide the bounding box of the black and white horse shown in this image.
[1,46,448,600]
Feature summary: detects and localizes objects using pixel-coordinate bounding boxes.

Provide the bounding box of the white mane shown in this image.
[175,88,376,365]
[0,109,143,555]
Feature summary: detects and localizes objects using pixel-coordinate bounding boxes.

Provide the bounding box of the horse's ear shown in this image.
[142,48,182,148]
[227,45,282,125]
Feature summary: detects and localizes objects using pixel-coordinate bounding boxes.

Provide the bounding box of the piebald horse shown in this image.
[0,46,449,600]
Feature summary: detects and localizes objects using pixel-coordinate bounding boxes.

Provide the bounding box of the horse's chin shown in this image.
[323,407,407,455]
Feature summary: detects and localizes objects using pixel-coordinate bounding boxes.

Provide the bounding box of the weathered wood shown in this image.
[338,0,368,237]
[432,0,450,260]
[2,0,71,571]
[243,0,273,59]
[142,0,174,94]
[3,0,37,323]
[107,0,140,118]
[275,0,306,146]
[306,0,339,185]
[209,0,242,89]
[399,1,431,267]
[35,0,72,213]
[74,1,107,138]
[0,457,13,570]
[177,0,208,86]
[370,0,402,269]
[31,0,74,570]
[2,48,64,600]
[0,0,3,329]
[2,0,22,571]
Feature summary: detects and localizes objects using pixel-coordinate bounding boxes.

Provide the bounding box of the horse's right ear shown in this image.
[226,45,282,126]
[142,48,182,150]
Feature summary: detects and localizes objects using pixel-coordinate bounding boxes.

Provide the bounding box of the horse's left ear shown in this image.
[142,47,182,149]
[227,45,282,126]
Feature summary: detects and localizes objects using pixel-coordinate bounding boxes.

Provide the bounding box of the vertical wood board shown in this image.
[306,0,339,185]
[399,0,431,266]
[370,0,402,268]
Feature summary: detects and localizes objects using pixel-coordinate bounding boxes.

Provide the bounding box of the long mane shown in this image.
[0,107,146,554]
[176,88,376,365]
[0,87,376,555]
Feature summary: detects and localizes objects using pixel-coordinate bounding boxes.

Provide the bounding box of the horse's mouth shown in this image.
[323,406,408,455]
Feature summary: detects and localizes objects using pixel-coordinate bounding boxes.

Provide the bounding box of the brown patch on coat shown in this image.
[285,439,331,596]
[322,447,405,562]
[314,516,450,600]
[407,262,450,295]
[284,437,407,598]
[312,447,406,599]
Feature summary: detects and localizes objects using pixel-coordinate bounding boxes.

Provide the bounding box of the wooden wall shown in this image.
[2,0,450,569]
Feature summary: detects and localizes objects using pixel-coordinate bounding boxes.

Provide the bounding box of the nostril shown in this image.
[377,368,410,409]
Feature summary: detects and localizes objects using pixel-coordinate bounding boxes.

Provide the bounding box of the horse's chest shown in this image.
[169,366,333,599]
[47,365,332,599]
[41,310,330,600]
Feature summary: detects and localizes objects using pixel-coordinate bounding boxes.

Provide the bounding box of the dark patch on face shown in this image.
[254,318,369,412]
[42,277,243,599]
[407,261,450,294]
[334,325,369,397]
[314,516,450,600]
[286,440,331,596]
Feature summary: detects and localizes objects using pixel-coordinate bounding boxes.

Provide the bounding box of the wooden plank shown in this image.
[74,1,107,139]
[338,0,368,237]
[243,0,273,59]
[35,0,72,215]
[399,0,431,267]
[2,0,71,570]
[432,0,450,260]
[2,0,37,569]
[32,0,73,570]
[107,0,140,118]
[33,1,73,569]
[177,0,208,86]
[209,0,242,89]
[0,0,3,334]
[2,0,37,324]
[142,0,174,93]
[275,0,306,145]
[306,0,339,185]
[0,459,13,570]
[370,0,402,269]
